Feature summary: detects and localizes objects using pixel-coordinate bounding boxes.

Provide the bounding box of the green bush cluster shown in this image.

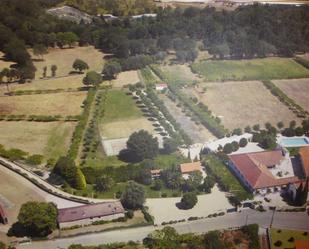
[263,80,308,118]
[68,89,96,159]
[294,57,309,69]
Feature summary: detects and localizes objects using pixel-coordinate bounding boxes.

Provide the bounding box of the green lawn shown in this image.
[154,153,190,170]
[270,228,309,249]
[151,64,198,86]
[191,58,309,81]
[100,90,142,124]
[203,155,252,201]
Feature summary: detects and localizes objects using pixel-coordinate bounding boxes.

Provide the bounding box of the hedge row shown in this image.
[8,87,87,96]
[80,89,108,164]
[262,80,308,118]
[67,89,96,160]
[0,114,80,122]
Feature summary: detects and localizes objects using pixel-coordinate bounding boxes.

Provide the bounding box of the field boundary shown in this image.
[262,80,308,119]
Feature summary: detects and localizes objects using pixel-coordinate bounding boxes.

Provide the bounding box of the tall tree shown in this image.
[33,44,48,60]
[72,59,89,73]
[121,181,145,210]
[102,61,122,79]
[127,130,159,160]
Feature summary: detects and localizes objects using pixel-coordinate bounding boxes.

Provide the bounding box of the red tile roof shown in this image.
[295,241,309,249]
[229,150,299,189]
[299,147,309,177]
[180,161,202,174]
[57,202,125,223]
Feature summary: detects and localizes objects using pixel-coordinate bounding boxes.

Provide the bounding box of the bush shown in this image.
[239,138,248,147]
[26,154,44,165]
[125,210,134,219]
[274,240,282,247]
[180,192,198,210]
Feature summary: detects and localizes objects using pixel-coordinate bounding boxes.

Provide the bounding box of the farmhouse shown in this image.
[299,147,309,178]
[155,83,168,91]
[57,202,125,228]
[180,161,205,179]
[0,204,8,224]
[229,149,300,193]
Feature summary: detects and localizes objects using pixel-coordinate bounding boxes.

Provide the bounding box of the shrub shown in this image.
[239,138,248,147]
[26,154,44,165]
[274,240,282,247]
[180,192,198,210]
[125,210,134,219]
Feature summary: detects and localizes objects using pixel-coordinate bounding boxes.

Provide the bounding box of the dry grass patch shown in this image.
[0,166,44,226]
[187,81,300,130]
[0,91,86,115]
[0,121,75,158]
[110,70,139,88]
[101,118,155,139]
[30,46,105,78]
[2,75,84,94]
[273,78,309,111]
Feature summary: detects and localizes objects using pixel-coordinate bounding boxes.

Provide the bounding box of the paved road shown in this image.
[18,209,309,249]
[0,157,110,205]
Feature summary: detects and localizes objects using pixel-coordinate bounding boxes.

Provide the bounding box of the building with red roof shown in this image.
[57,201,125,228]
[295,240,309,249]
[229,149,300,193]
[0,204,8,224]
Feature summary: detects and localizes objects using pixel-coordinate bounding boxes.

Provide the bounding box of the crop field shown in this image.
[273,78,309,111]
[0,121,75,159]
[191,58,309,82]
[155,64,200,85]
[270,228,309,249]
[0,91,86,116]
[185,81,300,130]
[6,75,84,93]
[30,46,105,78]
[99,90,155,139]
[110,70,140,88]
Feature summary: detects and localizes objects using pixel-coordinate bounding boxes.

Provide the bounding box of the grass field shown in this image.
[30,46,105,79]
[156,64,200,85]
[186,81,300,130]
[270,228,309,249]
[0,121,75,159]
[273,78,309,111]
[99,90,155,139]
[191,58,309,82]
[0,91,86,116]
[204,155,252,201]
[110,71,140,88]
[6,75,84,93]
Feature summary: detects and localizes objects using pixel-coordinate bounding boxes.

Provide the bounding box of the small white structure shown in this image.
[132,14,157,19]
[155,83,168,91]
[204,133,253,152]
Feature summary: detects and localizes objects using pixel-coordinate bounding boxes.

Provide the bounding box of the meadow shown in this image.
[270,228,309,249]
[191,58,309,82]
[0,121,75,159]
[99,90,155,139]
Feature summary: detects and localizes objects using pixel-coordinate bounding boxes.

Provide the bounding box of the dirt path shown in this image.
[159,94,215,143]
